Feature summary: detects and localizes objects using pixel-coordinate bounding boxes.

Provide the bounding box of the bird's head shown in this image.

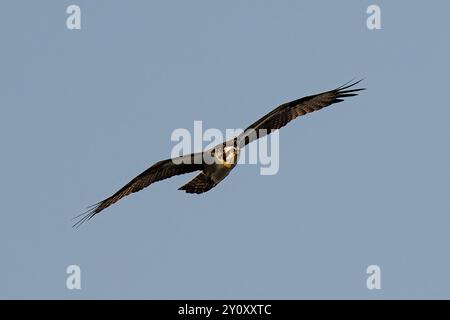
[215,145,239,168]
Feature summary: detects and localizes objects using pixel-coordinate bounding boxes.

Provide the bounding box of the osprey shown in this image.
[73,80,365,227]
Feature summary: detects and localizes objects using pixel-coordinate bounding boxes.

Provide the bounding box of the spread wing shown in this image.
[237,79,365,147]
[73,152,204,228]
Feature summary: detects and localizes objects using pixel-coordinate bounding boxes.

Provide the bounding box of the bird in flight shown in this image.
[73,80,365,227]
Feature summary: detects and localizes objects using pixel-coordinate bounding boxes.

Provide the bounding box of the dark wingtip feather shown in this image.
[332,79,365,104]
[336,79,365,97]
[72,202,102,229]
[338,93,358,97]
[337,78,365,90]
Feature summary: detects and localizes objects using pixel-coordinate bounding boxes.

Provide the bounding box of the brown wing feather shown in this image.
[238,80,365,146]
[73,153,204,228]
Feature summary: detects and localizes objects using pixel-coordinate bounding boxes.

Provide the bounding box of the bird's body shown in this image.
[73,80,365,227]
[178,143,239,194]
[207,159,235,183]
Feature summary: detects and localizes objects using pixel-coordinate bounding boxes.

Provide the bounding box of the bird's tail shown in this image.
[178,172,216,194]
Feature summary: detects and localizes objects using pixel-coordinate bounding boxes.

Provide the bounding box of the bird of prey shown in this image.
[73,80,365,227]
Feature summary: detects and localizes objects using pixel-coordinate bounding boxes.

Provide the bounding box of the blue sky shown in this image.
[1,1,449,299]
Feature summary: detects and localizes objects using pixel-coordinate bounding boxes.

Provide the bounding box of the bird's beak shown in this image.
[223,162,232,169]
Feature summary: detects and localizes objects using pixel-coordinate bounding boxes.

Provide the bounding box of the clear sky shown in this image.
[1,1,450,299]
